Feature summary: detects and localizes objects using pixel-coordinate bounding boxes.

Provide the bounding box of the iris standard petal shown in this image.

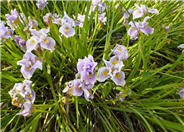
[97,67,110,82]
[112,44,129,60]
[40,37,56,51]
[112,71,126,87]
[26,36,39,52]
[59,24,75,38]
[16,100,32,117]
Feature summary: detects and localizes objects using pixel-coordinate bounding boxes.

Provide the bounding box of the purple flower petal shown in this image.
[40,37,56,52]
[36,0,48,10]
[97,67,110,82]
[59,24,75,38]
[83,88,94,101]
[16,100,32,116]
[17,52,42,79]
[112,71,126,87]
[26,36,39,52]
[178,89,184,98]
[112,44,129,60]
[15,35,26,49]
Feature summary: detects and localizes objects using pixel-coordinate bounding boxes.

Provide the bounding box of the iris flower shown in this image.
[59,12,76,37]
[17,52,42,79]
[36,0,48,10]
[15,35,26,50]
[178,89,184,99]
[9,80,35,117]
[133,4,159,19]
[178,44,184,52]
[0,22,13,41]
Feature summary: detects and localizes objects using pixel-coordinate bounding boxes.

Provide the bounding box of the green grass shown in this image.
[1,0,184,131]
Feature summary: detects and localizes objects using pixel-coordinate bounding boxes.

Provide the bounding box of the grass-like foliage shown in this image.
[1,0,184,131]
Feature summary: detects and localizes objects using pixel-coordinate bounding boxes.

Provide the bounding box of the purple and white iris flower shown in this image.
[138,16,154,35]
[178,89,184,99]
[15,35,26,50]
[97,67,110,82]
[26,28,55,52]
[26,36,39,52]
[112,44,129,60]
[164,26,170,33]
[128,16,154,39]
[178,44,184,52]
[17,52,42,79]
[133,4,159,19]
[63,55,97,101]
[98,13,107,24]
[97,45,128,87]
[63,79,83,97]
[27,17,38,29]
[59,12,76,38]
[53,13,62,25]
[88,0,107,25]
[43,13,52,25]
[77,55,97,84]
[5,9,19,29]
[90,0,107,13]
[127,21,139,40]
[16,100,33,117]
[98,58,126,87]
[9,80,35,116]
[59,23,75,38]
[61,12,75,26]
[36,0,48,10]
[9,80,35,104]
[40,36,56,51]
[111,71,126,86]
[104,56,124,73]
[122,8,133,25]
[123,8,133,19]
[0,21,13,41]
[83,88,94,101]
[63,79,94,101]
[116,92,125,102]
[75,14,85,28]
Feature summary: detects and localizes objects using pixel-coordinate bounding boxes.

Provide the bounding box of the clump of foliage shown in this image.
[1,0,184,131]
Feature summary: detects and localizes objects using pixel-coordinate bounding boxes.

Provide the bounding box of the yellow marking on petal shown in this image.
[68,87,74,95]
[12,98,19,107]
[27,93,32,98]
[137,10,142,14]
[144,26,148,29]
[112,58,119,65]
[132,27,136,30]
[88,89,92,94]
[88,71,94,78]
[115,73,122,79]
[102,69,109,76]
[76,85,82,90]
[26,66,32,70]
[35,57,39,61]
[64,26,70,33]
[6,30,10,35]
[118,48,122,52]
[30,39,35,44]
[16,90,21,93]
[44,38,49,44]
